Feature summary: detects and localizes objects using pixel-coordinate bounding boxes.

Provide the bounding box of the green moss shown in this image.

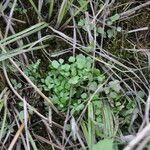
[107,38,134,59]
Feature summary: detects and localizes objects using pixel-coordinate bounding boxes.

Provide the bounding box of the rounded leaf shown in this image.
[69,56,75,62]
[68,76,79,84]
[81,93,87,99]
[52,60,60,69]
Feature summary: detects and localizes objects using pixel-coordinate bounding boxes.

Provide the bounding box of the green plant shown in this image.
[11,79,22,90]
[24,54,136,146]
[42,54,105,113]
[0,0,148,148]
[25,54,136,122]
[78,13,122,40]
[92,139,115,150]
[24,60,41,83]
[78,0,88,11]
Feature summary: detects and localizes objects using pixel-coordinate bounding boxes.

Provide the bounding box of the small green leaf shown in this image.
[69,56,75,62]
[81,93,87,99]
[61,64,70,71]
[109,92,118,99]
[76,54,86,69]
[97,75,105,82]
[97,27,107,37]
[0,3,5,12]
[51,60,60,69]
[17,83,22,88]
[137,90,145,99]
[104,87,110,94]
[59,58,64,64]
[75,103,84,111]
[110,14,120,22]
[109,80,121,93]
[107,29,114,38]
[68,76,79,84]
[71,67,77,76]
[92,139,114,150]
[89,82,97,91]
[147,144,150,150]
[79,0,88,11]
[78,19,85,27]
[116,27,122,32]
[19,111,24,121]
[116,102,121,106]
[48,84,54,89]
[107,21,113,26]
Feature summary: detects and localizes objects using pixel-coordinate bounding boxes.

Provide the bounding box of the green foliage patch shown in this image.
[78,13,122,40]
[24,54,136,122]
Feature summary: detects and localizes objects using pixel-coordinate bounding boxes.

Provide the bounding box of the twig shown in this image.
[136,135,150,150]
[119,1,150,18]
[33,133,62,149]
[127,27,149,34]
[8,122,25,150]
[124,123,150,150]
[145,93,150,124]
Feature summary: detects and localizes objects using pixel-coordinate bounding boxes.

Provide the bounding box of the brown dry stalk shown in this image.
[8,121,25,150]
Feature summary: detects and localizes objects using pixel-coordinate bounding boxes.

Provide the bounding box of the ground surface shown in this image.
[0,0,150,150]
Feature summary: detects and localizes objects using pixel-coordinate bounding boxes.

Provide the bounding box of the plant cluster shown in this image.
[78,13,122,39]
[42,54,104,114]
[25,54,136,121]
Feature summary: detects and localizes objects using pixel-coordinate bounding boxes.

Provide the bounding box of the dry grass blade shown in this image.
[23,98,30,150]
[119,1,150,18]
[124,123,150,150]
[42,120,62,147]
[8,121,25,150]
[4,0,17,38]
[0,88,9,142]
[71,117,86,150]
[33,133,62,149]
